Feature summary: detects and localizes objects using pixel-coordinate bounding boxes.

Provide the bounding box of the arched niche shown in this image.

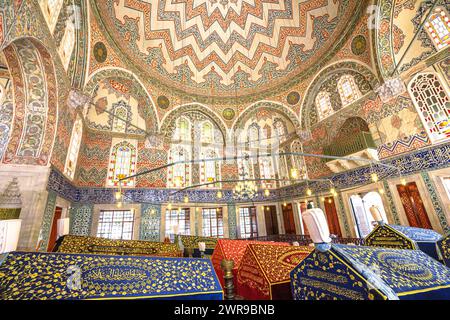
[301,61,379,130]
[84,68,158,131]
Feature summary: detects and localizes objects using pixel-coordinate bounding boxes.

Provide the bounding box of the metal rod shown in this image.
[119,151,397,182]
[168,177,334,196]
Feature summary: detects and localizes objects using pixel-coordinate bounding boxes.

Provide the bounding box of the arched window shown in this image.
[112,105,128,133]
[408,73,450,143]
[315,91,334,120]
[39,0,64,33]
[277,148,289,186]
[176,117,191,141]
[200,149,220,188]
[167,146,190,188]
[425,7,450,50]
[107,141,137,187]
[291,140,306,176]
[64,116,83,180]
[259,156,275,188]
[201,121,214,144]
[273,119,287,143]
[337,75,362,106]
[58,19,75,70]
[247,123,259,149]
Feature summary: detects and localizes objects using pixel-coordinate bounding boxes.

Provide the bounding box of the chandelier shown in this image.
[233,168,258,200]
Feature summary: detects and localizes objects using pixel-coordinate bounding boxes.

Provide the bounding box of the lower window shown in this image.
[239,207,258,239]
[165,208,191,241]
[96,210,134,240]
[202,208,224,237]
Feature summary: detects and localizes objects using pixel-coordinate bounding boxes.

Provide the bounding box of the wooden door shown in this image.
[324,197,342,237]
[396,182,432,229]
[299,202,309,235]
[47,207,62,251]
[264,206,279,236]
[282,203,296,234]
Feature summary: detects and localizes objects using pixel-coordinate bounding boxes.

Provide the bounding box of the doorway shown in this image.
[298,202,309,235]
[264,205,279,236]
[324,197,342,237]
[396,182,432,229]
[47,206,62,251]
[282,203,296,234]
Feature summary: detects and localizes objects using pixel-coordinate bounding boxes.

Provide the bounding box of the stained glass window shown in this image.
[239,207,258,239]
[112,106,128,133]
[64,116,82,180]
[97,210,134,240]
[202,208,224,237]
[274,120,287,143]
[248,124,259,149]
[337,75,362,106]
[176,117,191,141]
[315,91,334,120]
[409,73,450,143]
[201,121,214,144]
[237,151,254,179]
[425,7,450,50]
[107,141,136,187]
[278,148,289,186]
[291,140,306,177]
[259,156,275,188]
[167,146,190,188]
[165,208,190,241]
[200,149,220,188]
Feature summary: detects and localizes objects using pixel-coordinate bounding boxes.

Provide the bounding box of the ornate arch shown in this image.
[84,67,158,128]
[301,60,379,130]
[232,100,300,134]
[160,103,227,142]
[2,37,58,166]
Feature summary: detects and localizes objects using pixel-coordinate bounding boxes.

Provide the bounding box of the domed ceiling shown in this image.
[93,0,360,100]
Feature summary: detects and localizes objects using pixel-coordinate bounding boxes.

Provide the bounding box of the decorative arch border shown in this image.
[300,60,379,130]
[84,67,159,128]
[2,36,58,166]
[232,100,301,135]
[160,103,228,142]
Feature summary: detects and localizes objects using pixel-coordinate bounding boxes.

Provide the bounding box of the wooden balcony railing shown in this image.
[323,132,376,162]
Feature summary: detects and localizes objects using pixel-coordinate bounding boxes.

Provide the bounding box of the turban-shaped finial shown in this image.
[303,208,332,251]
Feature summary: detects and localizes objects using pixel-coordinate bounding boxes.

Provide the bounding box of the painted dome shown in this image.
[93,0,361,100]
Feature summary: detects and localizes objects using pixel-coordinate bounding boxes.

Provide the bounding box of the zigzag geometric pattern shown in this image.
[94,0,357,96]
[377,132,431,159]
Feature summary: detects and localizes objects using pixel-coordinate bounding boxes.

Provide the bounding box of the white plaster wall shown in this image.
[0,165,51,250]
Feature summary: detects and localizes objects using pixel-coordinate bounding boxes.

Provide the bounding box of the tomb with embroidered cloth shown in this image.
[364,224,443,260]
[236,243,312,300]
[53,235,182,257]
[438,233,450,267]
[290,244,450,300]
[211,239,289,289]
[290,207,450,300]
[175,235,219,257]
[0,251,223,300]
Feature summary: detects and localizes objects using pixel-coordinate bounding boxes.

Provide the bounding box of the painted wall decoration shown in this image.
[0,77,13,160]
[69,204,93,236]
[2,39,57,166]
[37,191,57,252]
[140,204,161,241]
[351,35,367,55]
[93,41,107,63]
[90,0,363,103]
